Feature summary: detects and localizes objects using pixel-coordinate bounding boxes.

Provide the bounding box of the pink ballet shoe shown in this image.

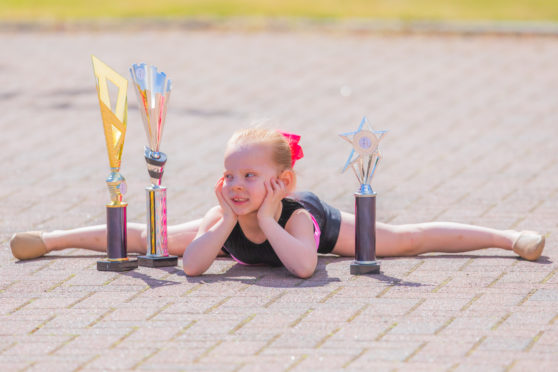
[9,231,48,260]
[512,231,545,261]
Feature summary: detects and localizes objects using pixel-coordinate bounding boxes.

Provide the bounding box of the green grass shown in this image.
[1,0,558,22]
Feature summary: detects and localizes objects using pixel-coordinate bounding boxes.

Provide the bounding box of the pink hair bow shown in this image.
[278,131,304,168]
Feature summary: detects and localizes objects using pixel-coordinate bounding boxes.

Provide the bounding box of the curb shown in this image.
[1,17,558,37]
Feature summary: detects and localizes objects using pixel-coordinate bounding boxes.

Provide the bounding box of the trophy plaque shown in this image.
[340,117,387,275]
[130,63,177,267]
[92,56,138,272]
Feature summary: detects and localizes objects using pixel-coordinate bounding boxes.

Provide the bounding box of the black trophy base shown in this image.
[138,255,178,267]
[97,258,138,272]
[350,260,381,275]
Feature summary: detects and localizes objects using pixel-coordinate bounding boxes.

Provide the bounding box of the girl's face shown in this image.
[222,143,281,216]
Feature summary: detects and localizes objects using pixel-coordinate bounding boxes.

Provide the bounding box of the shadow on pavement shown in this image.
[13,253,106,263]
[383,253,553,265]
[174,257,343,288]
[122,268,183,288]
[13,252,551,290]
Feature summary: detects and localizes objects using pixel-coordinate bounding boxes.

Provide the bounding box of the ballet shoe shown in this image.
[9,231,48,260]
[512,231,545,261]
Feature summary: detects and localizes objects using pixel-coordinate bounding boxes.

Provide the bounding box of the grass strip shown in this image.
[3,1,558,22]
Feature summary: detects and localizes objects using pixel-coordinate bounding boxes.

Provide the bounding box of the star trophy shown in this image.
[340,117,387,275]
[130,63,178,267]
[92,56,138,272]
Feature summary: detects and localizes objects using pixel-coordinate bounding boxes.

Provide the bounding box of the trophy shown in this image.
[130,63,177,267]
[340,117,387,275]
[91,56,138,272]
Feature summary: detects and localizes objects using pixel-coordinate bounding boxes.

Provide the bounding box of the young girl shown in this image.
[10,128,545,278]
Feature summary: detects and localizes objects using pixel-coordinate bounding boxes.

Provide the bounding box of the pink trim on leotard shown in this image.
[228,253,250,266]
[226,212,321,266]
[309,213,321,250]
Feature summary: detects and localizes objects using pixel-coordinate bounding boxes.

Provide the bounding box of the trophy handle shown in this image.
[97,203,138,272]
[106,204,128,260]
[351,193,381,275]
[138,186,177,267]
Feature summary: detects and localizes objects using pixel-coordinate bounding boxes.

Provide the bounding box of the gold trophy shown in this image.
[92,56,138,272]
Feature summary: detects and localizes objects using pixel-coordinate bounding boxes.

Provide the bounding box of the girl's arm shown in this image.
[182,179,237,276]
[258,179,318,278]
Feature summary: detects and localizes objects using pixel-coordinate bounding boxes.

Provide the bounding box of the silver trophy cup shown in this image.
[340,117,387,275]
[130,63,177,267]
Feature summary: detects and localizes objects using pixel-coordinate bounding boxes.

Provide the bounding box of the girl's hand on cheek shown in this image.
[215,177,237,222]
[257,177,286,222]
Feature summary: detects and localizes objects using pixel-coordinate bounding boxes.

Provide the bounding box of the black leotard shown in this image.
[222,191,342,266]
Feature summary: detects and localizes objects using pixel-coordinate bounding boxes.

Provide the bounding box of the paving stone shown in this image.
[1,28,557,370]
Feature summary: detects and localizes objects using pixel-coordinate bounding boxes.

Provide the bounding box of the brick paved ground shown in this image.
[1,29,558,371]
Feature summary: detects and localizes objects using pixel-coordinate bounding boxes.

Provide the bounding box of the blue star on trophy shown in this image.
[340,117,387,275]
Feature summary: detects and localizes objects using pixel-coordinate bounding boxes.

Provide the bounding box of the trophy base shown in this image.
[350,260,381,275]
[97,258,138,272]
[138,255,178,268]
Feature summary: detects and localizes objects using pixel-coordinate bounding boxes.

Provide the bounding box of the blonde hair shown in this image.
[227,127,293,171]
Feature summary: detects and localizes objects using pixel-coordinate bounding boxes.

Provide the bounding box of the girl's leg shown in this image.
[42,223,149,254]
[166,219,203,256]
[12,219,203,259]
[332,212,543,259]
[43,219,203,256]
